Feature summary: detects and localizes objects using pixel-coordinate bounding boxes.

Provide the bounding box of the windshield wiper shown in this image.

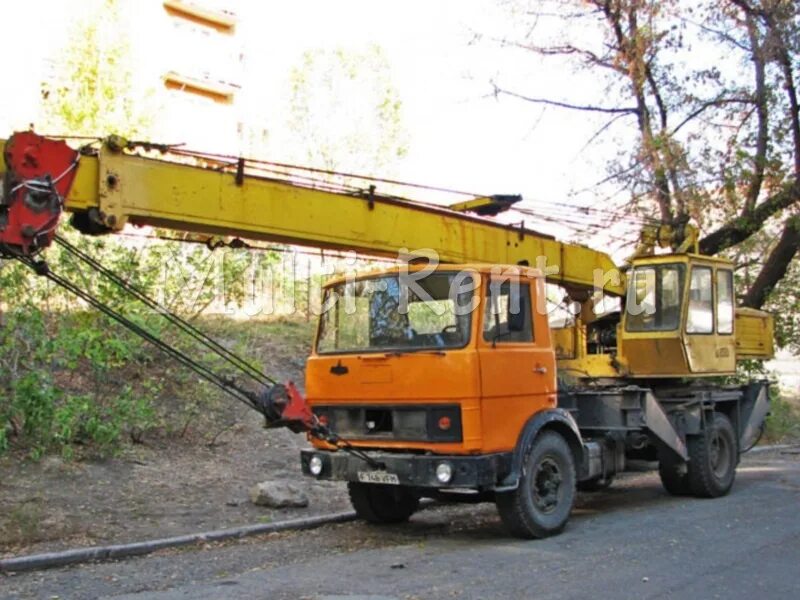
[385,349,446,357]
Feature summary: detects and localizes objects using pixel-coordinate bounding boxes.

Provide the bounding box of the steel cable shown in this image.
[13,253,263,412]
[54,235,276,387]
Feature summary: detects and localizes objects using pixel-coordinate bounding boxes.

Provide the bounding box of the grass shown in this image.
[140,315,316,444]
[1,502,43,546]
[0,498,79,548]
[764,395,800,444]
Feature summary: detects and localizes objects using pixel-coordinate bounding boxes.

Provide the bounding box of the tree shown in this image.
[39,0,151,138]
[491,0,800,346]
[284,44,408,175]
[1,0,163,456]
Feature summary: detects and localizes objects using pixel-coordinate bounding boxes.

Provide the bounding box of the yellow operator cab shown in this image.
[620,253,773,377]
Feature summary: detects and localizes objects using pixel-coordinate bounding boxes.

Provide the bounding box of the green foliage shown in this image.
[0,222,284,457]
[3,0,278,456]
[286,44,408,174]
[38,0,152,137]
[0,299,157,458]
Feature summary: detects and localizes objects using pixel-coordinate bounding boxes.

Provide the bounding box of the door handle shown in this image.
[533,365,548,375]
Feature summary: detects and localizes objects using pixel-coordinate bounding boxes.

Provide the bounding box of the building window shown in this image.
[163,71,235,104]
[163,0,237,34]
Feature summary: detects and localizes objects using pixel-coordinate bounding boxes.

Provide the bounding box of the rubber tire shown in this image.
[658,459,692,496]
[495,431,577,539]
[687,412,738,498]
[577,474,614,492]
[347,482,419,524]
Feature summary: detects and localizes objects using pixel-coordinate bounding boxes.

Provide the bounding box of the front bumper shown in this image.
[300,449,512,490]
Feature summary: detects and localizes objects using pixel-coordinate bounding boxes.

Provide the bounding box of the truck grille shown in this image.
[312,404,462,443]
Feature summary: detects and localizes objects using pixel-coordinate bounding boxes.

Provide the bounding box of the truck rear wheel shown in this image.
[496,431,576,539]
[347,482,419,524]
[687,412,738,498]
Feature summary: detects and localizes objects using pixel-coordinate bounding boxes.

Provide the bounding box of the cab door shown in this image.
[477,275,557,453]
[684,262,736,374]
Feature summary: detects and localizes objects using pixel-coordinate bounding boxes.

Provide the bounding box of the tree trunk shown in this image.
[741,216,800,309]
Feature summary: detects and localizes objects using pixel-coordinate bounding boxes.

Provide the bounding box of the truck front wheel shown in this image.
[496,431,577,539]
[347,482,419,524]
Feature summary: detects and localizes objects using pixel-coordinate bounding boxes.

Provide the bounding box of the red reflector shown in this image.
[438,416,452,431]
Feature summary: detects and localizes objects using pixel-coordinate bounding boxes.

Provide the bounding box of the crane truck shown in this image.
[0,132,775,538]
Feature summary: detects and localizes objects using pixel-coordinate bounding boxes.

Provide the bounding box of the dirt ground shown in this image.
[0,320,352,558]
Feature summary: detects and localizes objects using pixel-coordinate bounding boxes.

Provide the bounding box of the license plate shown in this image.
[357,470,400,485]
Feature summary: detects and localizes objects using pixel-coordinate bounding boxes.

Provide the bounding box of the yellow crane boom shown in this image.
[0,135,622,295]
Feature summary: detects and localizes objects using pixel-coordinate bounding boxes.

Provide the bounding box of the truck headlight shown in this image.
[435,462,453,484]
[309,455,324,476]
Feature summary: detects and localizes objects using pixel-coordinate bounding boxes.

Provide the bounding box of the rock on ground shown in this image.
[249,481,309,508]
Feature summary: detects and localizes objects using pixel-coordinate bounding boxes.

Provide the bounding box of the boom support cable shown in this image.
[11,248,267,412]
[53,235,276,387]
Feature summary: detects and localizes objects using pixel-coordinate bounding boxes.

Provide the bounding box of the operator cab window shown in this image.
[625,264,684,332]
[686,266,714,334]
[716,269,734,335]
[483,280,533,343]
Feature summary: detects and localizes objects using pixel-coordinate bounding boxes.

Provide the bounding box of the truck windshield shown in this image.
[316,272,475,354]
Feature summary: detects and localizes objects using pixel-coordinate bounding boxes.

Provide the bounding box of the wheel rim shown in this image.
[532,456,562,514]
[709,428,732,480]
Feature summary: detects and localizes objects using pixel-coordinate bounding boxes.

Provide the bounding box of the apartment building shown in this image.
[138,0,244,153]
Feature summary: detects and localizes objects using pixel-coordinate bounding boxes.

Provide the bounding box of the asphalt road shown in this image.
[3,449,799,600]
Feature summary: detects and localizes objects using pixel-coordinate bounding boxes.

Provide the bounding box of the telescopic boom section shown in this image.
[0,132,623,295]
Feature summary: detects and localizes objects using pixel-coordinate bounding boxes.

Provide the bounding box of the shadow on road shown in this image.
[368,462,788,545]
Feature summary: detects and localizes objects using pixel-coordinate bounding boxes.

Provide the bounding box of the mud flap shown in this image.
[644,391,688,461]
[740,383,770,451]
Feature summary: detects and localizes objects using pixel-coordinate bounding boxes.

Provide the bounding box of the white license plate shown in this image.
[357,470,400,485]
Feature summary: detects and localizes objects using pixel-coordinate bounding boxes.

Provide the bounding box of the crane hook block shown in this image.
[259,381,317,434]
[1,132,80,256]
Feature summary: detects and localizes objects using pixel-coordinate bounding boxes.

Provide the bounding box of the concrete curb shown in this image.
[0,510,356,574]
[748,443,800,454]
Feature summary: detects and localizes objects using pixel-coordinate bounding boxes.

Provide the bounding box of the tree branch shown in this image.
[604,0,674,222]
[741,12,770,215]
[669,96,753,135]
[682,17,751,52]
[742,215,800,308]
[502,40,627,75]
[489,82,640,114]
[700,180,800,254]
[763,8,800,179]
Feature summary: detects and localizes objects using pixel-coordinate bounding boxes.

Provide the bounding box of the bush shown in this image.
[0,304,160,458]
[765,395,800,444]
[0,223,283,458]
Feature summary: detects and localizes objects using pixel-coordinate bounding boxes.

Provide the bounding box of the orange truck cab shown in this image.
[300,264,593,537]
